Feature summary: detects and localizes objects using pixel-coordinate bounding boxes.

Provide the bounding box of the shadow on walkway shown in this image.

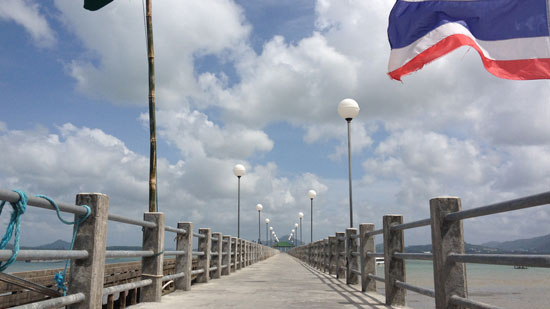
[296,259,390,309]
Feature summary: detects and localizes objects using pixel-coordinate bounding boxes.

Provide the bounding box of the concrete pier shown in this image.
[131,253,395,308]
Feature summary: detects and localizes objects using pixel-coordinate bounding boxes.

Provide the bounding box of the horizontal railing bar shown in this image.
[108,213,157,228]
[394,253,433,261]
[193,233,205,239]
[350,234,359,239]
[211,252,219,256]
[367,274,385,282]
[212,236,219,241]
[165,226,186,234]
[209,266,218,271]
[395,280,435,298]
[222,264,228,268]
[162,272,185,281]
[339,266,346,270]
[351,268,361,275]
[231,263,235,266]
[392,218,431,231]
[337,236,345,241]
[192,251,205,256]
[191,269,204,275]
[102,279,152,296]
[340,251,346,256]
[366,229,383,237]
[450,295,502,309]
[448,253,550,267]
[0,249,88,261]
[351,252,360,257]
[222,251,228,255]
[164,251,186,256]
[366,252,384,258]
[105,250,154,258]
[12,292,85,309]
[445,191,550,222]
[0,189,88,216]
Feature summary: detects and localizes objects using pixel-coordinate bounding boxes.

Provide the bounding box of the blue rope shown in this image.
[0,190,28,272]
[35,195,91,296]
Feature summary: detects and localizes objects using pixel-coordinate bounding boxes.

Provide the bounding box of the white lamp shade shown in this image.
[291,229,295,233]
[337,98,360,119]
[298,212,304,218]
[256,203,263,211]
[265,218,270,224]
[233,164,246,177]
[269,227,273,231]
[308,189,317,199]
[294,223,298,227]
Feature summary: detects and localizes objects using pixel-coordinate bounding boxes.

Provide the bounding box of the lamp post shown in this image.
[298,212,304,245]
[233,164,246,238]
[265,218,270,246]
[256,204,263,244]
[294,223,298,246]
[308,190,316,243]
[291,229,295,246]
[338,98,360,228]
[269,227,273,246]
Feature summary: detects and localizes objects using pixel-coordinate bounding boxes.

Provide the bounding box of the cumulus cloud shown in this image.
[0,0,56,48]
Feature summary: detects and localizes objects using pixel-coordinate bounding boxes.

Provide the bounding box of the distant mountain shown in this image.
[372,234,550,254]
[481,234,550,254]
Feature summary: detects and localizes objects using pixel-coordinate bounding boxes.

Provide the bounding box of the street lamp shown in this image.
[265,218,270,246]
[308,190,316,243]
[256,204,263,244]
[233,164,246,238]
[269,226,273,246]
[298,212,304,245]
[338,98,360,228]
[294,223,298,246]
[291,229,295,246]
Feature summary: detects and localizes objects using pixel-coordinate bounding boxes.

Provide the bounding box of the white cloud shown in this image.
[0,0,56,48]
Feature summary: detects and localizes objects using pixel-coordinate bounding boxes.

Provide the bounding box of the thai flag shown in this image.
[388,0,550,81]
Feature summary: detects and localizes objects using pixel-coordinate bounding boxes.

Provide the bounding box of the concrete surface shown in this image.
[131,253,409,308]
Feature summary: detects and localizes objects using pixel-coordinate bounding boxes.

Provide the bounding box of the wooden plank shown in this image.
[0,273,60,297]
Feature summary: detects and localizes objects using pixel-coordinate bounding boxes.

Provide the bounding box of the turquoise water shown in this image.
[6,257,141,273]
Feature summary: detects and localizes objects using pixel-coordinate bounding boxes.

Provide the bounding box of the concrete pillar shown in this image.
[430,197,467,309]
[140,212,165,302]
[222,235,231,276]
[323,238,329,273]
[360,223,376,292]
[175,222,193,291]
[336,232,345,279]
[237,239,242,270]
[383,215,405,306]
[231,237,237,272]
[196,228,211,283]
[328,236,336,275]
[212,232,222,279]
[68,193,109,309]
[346,228,359,285]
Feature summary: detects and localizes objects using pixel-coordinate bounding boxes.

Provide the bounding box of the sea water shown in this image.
[374,261,550,308]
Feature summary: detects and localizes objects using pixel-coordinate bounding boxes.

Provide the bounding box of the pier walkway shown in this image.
[132,253,392,309]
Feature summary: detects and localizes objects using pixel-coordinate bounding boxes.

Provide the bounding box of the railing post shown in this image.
[176,222,193,291]
[237,239,242,270]
[197,228,211,283]
[430,197,467,309]
[346,228,358,285]
[336,232,345,279]
[212,232,222,279]
[140,212,165,302]
[231,237,237,272]
[222,235,231,276]
[383,215,405,306]
[323,238,329,273]
[360,223,376,292]
[68,193,109,309]
[328,236,335,275]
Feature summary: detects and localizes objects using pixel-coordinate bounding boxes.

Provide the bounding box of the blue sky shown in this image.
[0,0,549,247]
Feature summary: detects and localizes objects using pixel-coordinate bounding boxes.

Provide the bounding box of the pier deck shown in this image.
[132,253,397,308]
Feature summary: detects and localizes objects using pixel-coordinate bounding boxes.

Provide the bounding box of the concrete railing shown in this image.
[289,192,550,309]
[0,190,278,308]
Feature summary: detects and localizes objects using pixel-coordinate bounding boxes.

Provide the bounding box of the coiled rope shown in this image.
[35,195,91,295]
[0,190,28,272]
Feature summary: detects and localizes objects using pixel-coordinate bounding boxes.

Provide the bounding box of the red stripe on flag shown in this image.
[388,34,550,81]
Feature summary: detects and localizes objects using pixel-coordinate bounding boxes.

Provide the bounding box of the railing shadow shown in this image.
[295,257,389,309]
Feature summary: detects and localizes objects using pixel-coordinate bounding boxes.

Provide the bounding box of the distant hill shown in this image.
[481,234,550,254]
[373,234,550,254]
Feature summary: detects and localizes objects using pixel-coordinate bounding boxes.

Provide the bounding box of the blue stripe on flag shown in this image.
[388,0,549,49]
